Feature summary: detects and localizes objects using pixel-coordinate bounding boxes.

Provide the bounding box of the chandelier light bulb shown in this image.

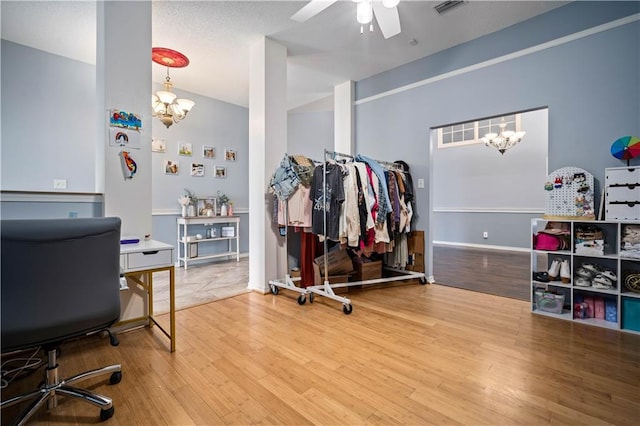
[357,0,373,24]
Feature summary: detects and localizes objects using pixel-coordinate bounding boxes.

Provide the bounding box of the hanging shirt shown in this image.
[310,163,344,241]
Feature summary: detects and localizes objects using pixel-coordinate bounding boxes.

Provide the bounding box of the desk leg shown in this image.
[169,266,176,352]
[147,272,153,329]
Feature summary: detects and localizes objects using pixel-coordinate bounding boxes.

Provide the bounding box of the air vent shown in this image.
[434,0,465,15]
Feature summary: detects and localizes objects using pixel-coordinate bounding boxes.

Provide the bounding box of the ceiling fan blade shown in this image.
[291,0,338,23]
[372,2,401,39]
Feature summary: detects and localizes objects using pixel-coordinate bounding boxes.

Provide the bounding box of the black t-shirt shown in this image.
[310,163,344,240]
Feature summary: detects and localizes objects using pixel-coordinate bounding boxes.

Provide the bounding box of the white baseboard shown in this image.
[432,241,529,253]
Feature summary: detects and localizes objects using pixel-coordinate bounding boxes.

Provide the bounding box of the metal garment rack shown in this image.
[306,149,427,315]
[268,201,309,305]
[268,155,322,305]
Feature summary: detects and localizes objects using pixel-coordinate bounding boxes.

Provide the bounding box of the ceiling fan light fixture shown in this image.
[356,0,373,24]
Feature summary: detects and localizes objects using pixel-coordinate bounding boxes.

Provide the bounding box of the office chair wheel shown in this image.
[109,371,122,385]
[297,294,306,305]
[100,406,115,421]
[270,284,279,295]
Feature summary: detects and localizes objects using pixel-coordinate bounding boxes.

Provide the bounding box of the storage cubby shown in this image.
[531,218,640,334]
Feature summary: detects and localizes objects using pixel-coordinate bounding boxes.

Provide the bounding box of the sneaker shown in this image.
[575,267,594,279]
[592,274,614,290]
[574,277,592,287]
[560,260,571,283]
[582,263,604,274]
[533,271,550,282]
[600,269,617,282]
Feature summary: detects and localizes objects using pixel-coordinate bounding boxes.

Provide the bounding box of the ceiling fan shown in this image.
[291,0,402,39]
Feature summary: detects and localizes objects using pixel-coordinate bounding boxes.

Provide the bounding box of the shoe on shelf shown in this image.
[560,260,571,284]
[600,269,617,282]
[574,277,592,287]
[533,271,550,282]
[575,267,594,279]
[548,259,561,281]
[592,274,614,290]
[582,263,604,275]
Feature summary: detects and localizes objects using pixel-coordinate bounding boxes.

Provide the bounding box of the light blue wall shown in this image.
[150,83,249,213]
[1,40,97,193]
[355,1,640,252]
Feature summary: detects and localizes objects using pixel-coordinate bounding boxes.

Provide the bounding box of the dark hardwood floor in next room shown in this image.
[433,245,531,301]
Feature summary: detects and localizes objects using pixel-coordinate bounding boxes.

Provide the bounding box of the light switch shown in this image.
[417,178,425,188]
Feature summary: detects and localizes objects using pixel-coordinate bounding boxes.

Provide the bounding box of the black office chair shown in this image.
[1,217,123,425]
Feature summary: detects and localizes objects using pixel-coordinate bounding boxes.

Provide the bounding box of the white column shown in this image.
[334,80,354,154]
[97,1,152,238]
[248,37,288,292]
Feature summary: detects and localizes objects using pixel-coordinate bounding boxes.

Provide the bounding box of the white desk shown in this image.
[118,240,175,352]
[177,216,240,269]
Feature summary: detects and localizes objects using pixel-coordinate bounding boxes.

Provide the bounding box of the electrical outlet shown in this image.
[483,231,488,239]
[53,179,67,189]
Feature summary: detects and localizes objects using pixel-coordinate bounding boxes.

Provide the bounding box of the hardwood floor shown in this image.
[433,245,532,301]
[2,282,639,425]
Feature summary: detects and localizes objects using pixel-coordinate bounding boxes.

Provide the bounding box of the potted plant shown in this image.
[217,191,230,216]
[178,189,198,217]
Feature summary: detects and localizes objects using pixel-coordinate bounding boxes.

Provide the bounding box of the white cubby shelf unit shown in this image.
[531,218,640,334]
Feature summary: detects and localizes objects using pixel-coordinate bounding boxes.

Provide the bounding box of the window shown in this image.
[437,114,522,149]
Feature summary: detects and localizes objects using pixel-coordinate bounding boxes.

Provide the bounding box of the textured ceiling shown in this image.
[1,1,567,111]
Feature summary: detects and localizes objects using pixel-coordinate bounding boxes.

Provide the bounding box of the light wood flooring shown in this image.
[2,280,639,425]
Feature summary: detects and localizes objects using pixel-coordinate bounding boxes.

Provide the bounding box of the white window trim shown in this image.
[437,114,523,149]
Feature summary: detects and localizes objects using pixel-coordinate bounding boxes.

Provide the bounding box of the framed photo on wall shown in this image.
[215,166,227,178]
[179,142,192,156]
[203,145,216,159]
[151,138,166,153]
[224,149,236,161]
[164,160,179,175]
[191,163,204,177]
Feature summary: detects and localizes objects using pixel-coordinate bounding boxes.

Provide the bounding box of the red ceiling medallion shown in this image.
[151,47,189,68]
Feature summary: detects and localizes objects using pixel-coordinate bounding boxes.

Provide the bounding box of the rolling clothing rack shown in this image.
[305,149,426,314]
[268,154,320,305]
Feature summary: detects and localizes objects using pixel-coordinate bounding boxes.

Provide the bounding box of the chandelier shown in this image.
[481,117,526,155]
[151,47,195,129]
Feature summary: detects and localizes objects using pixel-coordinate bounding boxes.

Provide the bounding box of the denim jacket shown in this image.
[269,155,301,201]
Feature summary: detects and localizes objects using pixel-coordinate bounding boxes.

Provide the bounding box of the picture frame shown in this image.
[203,145,216,159]
[191,163,205,177]
[164,160,179,175]
[152,138,166,153]
[197,197,217,217]
[224,149,237,161]
[188,242,198,258]
[179,142,192,156]
[215,166,227,178]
